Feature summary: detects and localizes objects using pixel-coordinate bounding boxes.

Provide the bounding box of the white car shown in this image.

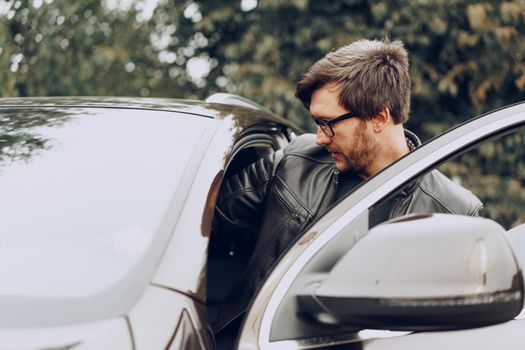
[1,95,525,349]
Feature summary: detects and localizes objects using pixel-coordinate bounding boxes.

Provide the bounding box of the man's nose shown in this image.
[315,127,331,145]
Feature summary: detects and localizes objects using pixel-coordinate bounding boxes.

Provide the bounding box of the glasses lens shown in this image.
[317,121,325,133]
[316,119,334,136]
[321,122,333,136]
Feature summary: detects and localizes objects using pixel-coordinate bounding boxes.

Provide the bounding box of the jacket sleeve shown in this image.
[215,149,284,235]
[469,201,484,217]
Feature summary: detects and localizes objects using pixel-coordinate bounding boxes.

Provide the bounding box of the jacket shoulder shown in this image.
[417,170,483,215]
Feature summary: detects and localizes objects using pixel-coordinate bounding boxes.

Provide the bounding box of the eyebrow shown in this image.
[310,114,331,120]
[310,114,337,122]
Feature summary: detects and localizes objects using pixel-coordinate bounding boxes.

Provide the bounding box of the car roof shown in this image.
[0,96,300,131]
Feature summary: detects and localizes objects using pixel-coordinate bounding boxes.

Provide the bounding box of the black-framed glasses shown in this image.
[314,111,359,137]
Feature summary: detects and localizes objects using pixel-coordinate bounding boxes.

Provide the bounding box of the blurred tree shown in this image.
[0,0,184,98]
[1,0,524,134]
[1,0,525,227]
[0,107,71,166]
[169,0,525,133]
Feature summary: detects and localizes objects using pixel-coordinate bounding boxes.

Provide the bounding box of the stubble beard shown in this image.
[341,120,379,174]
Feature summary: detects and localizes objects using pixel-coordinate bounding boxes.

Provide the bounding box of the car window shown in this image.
[0,107,210,326]
[365,128,525,230]
[437,129,525,229]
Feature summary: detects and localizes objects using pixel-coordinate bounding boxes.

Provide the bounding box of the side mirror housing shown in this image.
[297,214,524,331]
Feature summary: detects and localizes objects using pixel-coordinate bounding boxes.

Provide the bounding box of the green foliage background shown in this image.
[1,0,524,137]
[1,0,525,227]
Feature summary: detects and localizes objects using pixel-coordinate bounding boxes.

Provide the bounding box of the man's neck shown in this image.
[361,131,411,180]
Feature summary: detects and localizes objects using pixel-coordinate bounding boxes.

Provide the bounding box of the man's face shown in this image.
[310,83,379,174]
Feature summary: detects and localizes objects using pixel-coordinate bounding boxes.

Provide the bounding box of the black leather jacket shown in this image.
[214,130,483,332]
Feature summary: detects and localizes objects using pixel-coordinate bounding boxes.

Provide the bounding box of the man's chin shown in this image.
[335,161,350,173]
[336,160,365,174]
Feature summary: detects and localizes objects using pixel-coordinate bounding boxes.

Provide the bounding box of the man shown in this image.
[213,38,483,340]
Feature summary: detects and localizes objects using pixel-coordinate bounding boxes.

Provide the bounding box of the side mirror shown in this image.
[297,214,524,331]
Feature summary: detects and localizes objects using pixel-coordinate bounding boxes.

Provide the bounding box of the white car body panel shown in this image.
[0,318,132,350]
[365,319,525,350]
[128,285,208,349]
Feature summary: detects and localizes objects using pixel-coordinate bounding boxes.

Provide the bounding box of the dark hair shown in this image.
[296,38,411,124]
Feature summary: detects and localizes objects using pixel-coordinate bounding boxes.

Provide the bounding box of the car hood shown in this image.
[0,317,132,350]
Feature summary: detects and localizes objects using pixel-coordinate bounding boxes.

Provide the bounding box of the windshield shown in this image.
[0,106,210,326]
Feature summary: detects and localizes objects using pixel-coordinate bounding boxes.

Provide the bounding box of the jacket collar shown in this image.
[395,129,422,197]
[404,129,421,151]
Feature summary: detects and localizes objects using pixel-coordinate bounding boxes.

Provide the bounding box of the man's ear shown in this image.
[371,106,391,133]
